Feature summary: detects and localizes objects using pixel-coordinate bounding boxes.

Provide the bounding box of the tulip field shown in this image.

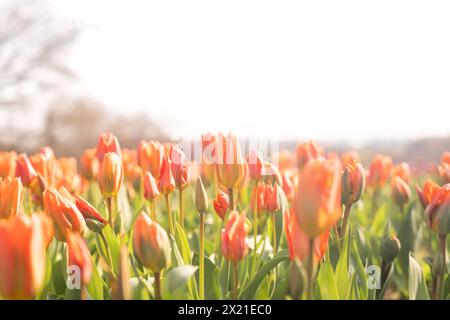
[0,132,449,301]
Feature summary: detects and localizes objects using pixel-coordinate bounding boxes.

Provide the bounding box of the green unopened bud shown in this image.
[85,218,106,233]
[379,235,401,263]
[195,177,208,215]
[289,259,307,299]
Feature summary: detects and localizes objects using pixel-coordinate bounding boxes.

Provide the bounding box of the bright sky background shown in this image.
[52,0,450,143]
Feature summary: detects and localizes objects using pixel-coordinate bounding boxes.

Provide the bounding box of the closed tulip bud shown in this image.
[341,160,365,206]
[74,195,108,232]
[15,153,38,187]
[0,151,17,179]
[170,146,191,190]
[416,179,440,209]
[392,162,411,184]
[215,133,245,189]
[213,191,229,220]
[296,141,324,170]
[438,152,450,183]
[284,208,329,262]
[80,148,99,181]
[158,155,175,195]
[29,174,47,206]
[221,210,249,262]
[195,177,208,214]
[137,140,164,178]
[264,183,280,213]
[294,158,342,238]
[133,213,171,273]
[43,187,87,241]
[98,152,124,198]
[0,214,53,299]
[66,232,93,287]
[246,150,265,180]
[143,171,160,201]
[341,151,360,167]
[95,132,122,162]
[0,177,23,219]
[367,154,393,189]
[379,235,401,263]
[288,260,307,299]
[425,184,450,236]
[250,182,266,215]
[391,176,411,210]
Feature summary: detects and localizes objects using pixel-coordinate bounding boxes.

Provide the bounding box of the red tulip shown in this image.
[341,159,365,206]
[221,210,249,263]
[367,154,393,189]
[95,132,122,162]
[416,179,440,209]
[15,153,38,187]
[213,190,229,220]
[143,171,160,201]
[169,146,191,190]
[296,141,324,170]
[66,232,93,287]
[264,183,280,213]
[158,155,175,195]
[74,195,108,230]
[425,184,450,236]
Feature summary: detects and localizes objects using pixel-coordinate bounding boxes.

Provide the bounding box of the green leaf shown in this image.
[317,260,339,300]
[175,222,192,264]
[335,225,352,299]
[239,250,289,300]
[351,239,368,299]
[193,253,221,300]
[273,186,288,253]
[86,256,104,300]
[162,265,198,300]
[408,253,430,300]
[96,225,120,275]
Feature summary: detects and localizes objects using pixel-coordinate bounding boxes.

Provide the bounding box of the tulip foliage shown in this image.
[0,133,449,301]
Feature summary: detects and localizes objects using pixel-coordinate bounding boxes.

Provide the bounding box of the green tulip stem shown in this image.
[199,213,205,300]
[306,237,315,300]
[154,272,162,300]
[437,235,447,300]
[165,194,174,236]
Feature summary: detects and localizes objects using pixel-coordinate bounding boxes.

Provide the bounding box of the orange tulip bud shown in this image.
[391,176,411,210]
[170,146,191,190]
[0,177,23,219]
[137,140,164,178]
[0,214,53,299]
[425,184,450,236]
[246,150,265,180]
[215,133,245,189]
[284,208,329,262]
[15,153,38,187]
[98,152,124,198]
[143,171,160,201]
[30,174,48,206]
[158,155,175,195]
[221,210,249,263]
[66,232,93,286]
[133,213,172,273]
[416,179,440,209]
[341,160,365,206]
[296,141,324,170]
[294,158,342,238]
[281,173,295,201]
[43,187,87,241]
[392,162,411,184]
[367,154,393,189]
[0,151,17,179]
[438,152,450,183]
[30,147,61,187]
[250,181,266,215]
[213,190,229,220]
[80,148,99,181]
[341,151,360,168]
[264,183,280,213]
[95,132,122,162]
[74,195,108,232]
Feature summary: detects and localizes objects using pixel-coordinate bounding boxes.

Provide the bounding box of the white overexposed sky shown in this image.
[51,0,450,143]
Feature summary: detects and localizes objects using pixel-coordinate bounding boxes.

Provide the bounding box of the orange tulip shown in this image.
[0,151,17,179]
[158,155,175,195]
[43,187,87,241]
[438,152,450,183]
[391,176,411,210]
[250,181,266,215]
[296,141,324,170]
[246,150,265,181]
[341,151,360,168]
[30,147,61,187]
[367,154,393,189]
[264,183,280,213]
[215,133,245,189]
[137,140,164,178]
[80,148,99,181]
[66,232,93,287]
[213,190,229,220]
[284,208,329,262]
[341,159,365,206]
[425,184,450,236]
[0,214,53,299]
[221,210,249,263]
[95,132,122,162]
[133,213,172,273]
[74,195,108,231]
[98,152,124,198]
[392,162,411,184]
[294,158,342,238]
[143,171,160,201]
[282,173,295,201]
[0,177,23,219]
[169,146,191,190]
[263,161,283,186]
[15,153,38,187]
[416,179,440,209]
